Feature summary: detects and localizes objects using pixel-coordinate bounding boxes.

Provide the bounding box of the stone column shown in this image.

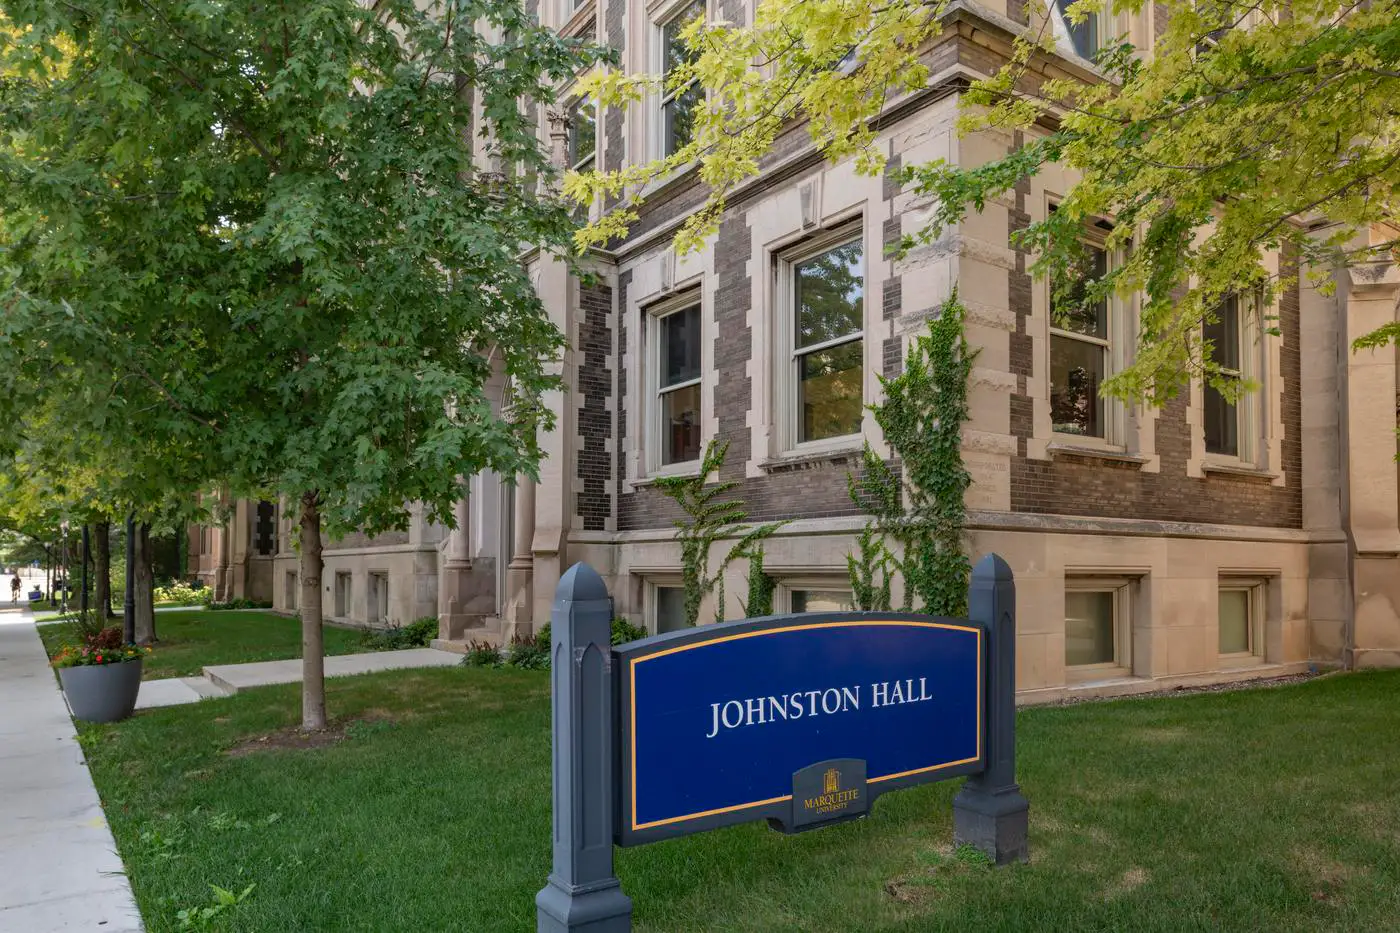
[1299,236,1349,663]
[229,500,251,601]
[437,481,475,641]
[1338,244,1400,668]
[504,475,537,636]
[530,109,578,626]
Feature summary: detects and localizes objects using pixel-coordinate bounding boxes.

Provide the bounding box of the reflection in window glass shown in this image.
[661,0,704,156]
[1065,590,1115,666]
[656,305,701,465]
[1204,296,1242,457]
[568,97,596,170]
[792,238,864,443]
[1050,243,1109,438]
[654,586,687,633]
[1218,588,1252,654]
[791,590,855,613]
[1050,335,1106,436]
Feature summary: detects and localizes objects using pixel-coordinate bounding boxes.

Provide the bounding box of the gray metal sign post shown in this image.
[953,553,1030,864]
[535,564,633,933]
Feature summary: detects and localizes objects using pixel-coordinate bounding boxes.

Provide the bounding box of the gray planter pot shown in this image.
[58,659,142,723]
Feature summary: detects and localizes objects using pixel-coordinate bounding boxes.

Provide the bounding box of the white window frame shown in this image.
[566,93,596,172]
[774,222,867,454]
[1051,0,1126,62]
[1217,578,1265,664]
[1064,576,1133,682]
[645,577,687,634]
[1201,292,1263,467]
[645,292,704,475]
[1048,227,1130,448]
[777,579,857,614]
[654,0,705,159]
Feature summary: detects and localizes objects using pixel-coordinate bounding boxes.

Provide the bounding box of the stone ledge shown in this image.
[1201,461,1282,481]
[1046,442,1152,467]
[1016,661,1316,706]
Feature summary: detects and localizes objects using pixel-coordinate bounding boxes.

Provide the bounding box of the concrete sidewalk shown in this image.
[0,614,143,931]
[204,647,461,694]
[131,646,463,710]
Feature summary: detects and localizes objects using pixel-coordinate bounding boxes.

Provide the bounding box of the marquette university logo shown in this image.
[791,759,868,830]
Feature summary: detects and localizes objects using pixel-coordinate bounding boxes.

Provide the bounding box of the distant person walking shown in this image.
[10,574,20,604]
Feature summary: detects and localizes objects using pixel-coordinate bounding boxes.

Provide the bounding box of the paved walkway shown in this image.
[0,612,143,931]
[134,647,462,710]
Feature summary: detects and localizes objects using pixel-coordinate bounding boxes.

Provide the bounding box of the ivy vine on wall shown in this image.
[848,287,976,616]
[653,440,786,625]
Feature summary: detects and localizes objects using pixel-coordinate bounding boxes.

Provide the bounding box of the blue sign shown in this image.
[613,613,984,846]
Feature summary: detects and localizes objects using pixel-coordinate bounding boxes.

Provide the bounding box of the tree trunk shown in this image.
[133,522,156,645]
[94,520,112,619]
[299,492,327,731]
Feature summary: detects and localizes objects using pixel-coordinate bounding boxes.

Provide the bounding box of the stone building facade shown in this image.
[192,0,1400,700]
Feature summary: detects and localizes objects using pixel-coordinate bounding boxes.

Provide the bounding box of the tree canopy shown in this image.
[569,0,1400,401]
[1,0,603,724]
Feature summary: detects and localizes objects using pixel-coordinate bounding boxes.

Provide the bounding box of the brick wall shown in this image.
[576,281,614,530]
[616,208,871,531]
[1005,160,1304,528]
[603,0,625,209]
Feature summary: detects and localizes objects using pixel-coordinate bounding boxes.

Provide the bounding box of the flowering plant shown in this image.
[50,639,150,669]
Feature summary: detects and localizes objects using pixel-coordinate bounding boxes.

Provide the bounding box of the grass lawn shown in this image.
[38,610,370,680]
[77,668,1400,932]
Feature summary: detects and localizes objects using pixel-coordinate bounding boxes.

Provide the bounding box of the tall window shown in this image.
[334,571,352,618]
[368,572,389,624]
[1204,295,1243,457]
[785,234,865,445]
[1056,0,1111,60]
[1050,243,1110,438]
[650,301,702,467]
[567,96,596,171]
[660,0,704,157]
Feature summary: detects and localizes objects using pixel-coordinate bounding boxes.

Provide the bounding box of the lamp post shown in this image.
[59,521,69,613]
[123,514,135,644]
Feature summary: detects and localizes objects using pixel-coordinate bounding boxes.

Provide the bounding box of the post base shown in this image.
[536,876,632,933]
[953,784,1030,866]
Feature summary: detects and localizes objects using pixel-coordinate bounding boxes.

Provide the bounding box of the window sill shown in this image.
[1201,461,1279,481]
[1046,442,1150,467]
[632,465,702,488]
[1065,667,1137,688]
[759,446,864,473]
[638,159,700,201]
[1218,653,1266,670]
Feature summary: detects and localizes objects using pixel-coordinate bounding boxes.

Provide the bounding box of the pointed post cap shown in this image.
[554,561,610,604]
[972,552,1013,584]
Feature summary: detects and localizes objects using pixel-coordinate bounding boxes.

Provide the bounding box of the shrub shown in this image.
[359,616,439,651]
[87,626,124,650]
[505,633,549,670]
[611,618,647,645]
[462,641,503,668]
[153,582,204,606]
[205,598,273,611]
[403,616,438,646]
